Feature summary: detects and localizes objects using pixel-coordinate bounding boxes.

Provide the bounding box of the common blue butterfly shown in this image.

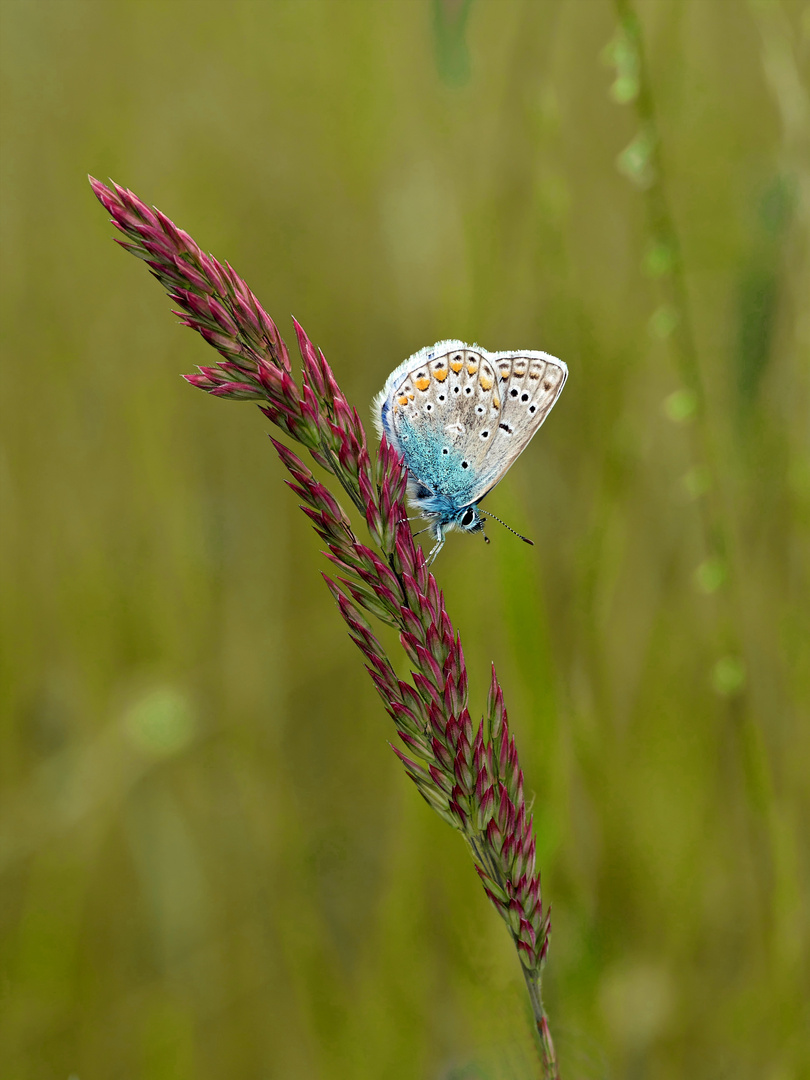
[374,340,568,564]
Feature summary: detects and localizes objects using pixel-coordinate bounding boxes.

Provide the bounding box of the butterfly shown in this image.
[374,340,567,564]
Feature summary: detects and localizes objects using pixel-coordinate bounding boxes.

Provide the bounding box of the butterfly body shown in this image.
[374,340,567,562]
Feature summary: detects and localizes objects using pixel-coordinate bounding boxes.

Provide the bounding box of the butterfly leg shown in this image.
[425,539,444,567]
[425,524,446,567]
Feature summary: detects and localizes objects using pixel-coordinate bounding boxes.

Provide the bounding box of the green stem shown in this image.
[521,965,560,1080]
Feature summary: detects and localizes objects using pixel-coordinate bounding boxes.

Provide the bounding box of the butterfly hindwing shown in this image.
[382,343,503,506]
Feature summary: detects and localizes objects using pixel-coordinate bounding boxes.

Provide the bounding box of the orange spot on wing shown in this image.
[415,376,430,391]
[398,395,409,406]
[450,359,463,373]
[433,367,448,382]
[466,362,478,375]
[480,374,493,391]
[493,396,500,410]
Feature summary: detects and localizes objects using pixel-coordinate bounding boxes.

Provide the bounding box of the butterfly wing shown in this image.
[376,342,507,509]
[462,351,567,504]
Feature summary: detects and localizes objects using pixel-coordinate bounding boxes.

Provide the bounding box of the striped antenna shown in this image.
[478,508,534,546]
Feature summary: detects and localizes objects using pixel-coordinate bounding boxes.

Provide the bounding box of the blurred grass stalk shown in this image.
[89,177,561,1077]
[607,0,780,815]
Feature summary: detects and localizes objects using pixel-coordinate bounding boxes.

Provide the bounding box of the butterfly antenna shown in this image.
[478,509,534,546]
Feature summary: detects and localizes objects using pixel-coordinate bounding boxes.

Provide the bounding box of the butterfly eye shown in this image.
[461,509,474,527]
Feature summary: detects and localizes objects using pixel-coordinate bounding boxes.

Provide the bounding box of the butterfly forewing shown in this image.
[463,351,567,503]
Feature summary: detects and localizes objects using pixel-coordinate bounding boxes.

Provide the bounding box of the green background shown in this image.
[1,1,808,1077]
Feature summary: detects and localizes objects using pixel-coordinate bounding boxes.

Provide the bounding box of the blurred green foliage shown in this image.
[1,1,808,1077]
